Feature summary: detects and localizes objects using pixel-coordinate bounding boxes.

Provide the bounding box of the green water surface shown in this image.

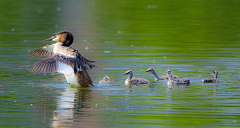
[0,0,240,128]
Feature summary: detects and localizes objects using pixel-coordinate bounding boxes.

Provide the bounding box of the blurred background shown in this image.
[0,0,240,127]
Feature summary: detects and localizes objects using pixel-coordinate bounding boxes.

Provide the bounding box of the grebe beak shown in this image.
[43,37,53,41]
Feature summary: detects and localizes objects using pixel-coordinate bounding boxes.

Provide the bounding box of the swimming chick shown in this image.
[124,70,149,85]
[28,30,95,87]
[99,75,111,84]
[166,70,190,85]
[201,71,219,83]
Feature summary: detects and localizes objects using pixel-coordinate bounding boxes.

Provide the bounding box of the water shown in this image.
[0,0,240,127]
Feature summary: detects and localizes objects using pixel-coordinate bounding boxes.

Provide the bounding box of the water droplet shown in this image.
[118,31,121,34]
[85,46,88,50]
[104,51,111,53]
[24,40,27,42]
[56,7,61,11]
[55,24,58,28]
[163,56,166,59]
[52,73,54,75]
[131,44,133,47]
[87,42,89,44]
[147,5,151,9]
[153,61,155,63]
[233,120,236,123]
[95,103,97,107]
[30,104,33,106]
[28,50,30,53]
[14,101,16,102]
[11,28,15,31]
[38,10,41,13]
[143,46,146,48]
[44,73,46,76]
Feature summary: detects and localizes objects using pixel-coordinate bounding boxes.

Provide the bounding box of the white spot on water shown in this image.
[44,73,46,76]
[147,5,158,9]
[153,61,155,63]
[95,103,97,107]
[57,7,61,11]
[11,28,15,31]
[24,40,27,42]
[30,104,33,106]
[104,51,111,53]
[83,40,87,42]
[14,101,16,102]
[55,24,58,28]
[163,56,166,59]
[85,46,88,50]
[38,10,41,13]
[131,44,133,47]
[233,120,236,123]
[28,50,30,53]
[52,73,54,75]
[144,46,146,48]
[87,42,89,44]
[118,31,121,34]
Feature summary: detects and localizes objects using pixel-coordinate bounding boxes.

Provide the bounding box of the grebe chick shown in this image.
[166,70,190,85]
[201,71,219,83]
[99,75,111,84]
[124,70,149,85]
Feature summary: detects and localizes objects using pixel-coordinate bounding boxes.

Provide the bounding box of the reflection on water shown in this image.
[0,0,240,127]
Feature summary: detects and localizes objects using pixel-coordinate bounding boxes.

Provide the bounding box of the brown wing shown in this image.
[58,46,96,70]
[28,53,76,73]
[29,44,55,57]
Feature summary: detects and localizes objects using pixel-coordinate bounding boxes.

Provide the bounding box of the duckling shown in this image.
[123,70,149,85]
[99,75,111,84]
[28,31,96,87]
[166,70,190,85]
[201,71,219,83]
[146,68,180,81]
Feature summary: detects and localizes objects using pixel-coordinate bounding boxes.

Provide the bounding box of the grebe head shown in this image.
[123,70,133,75]
[166,70,172,76]
[146,68,154,74]
[213,71,218,78]
[44,30,74,46]
[104,75,110,80]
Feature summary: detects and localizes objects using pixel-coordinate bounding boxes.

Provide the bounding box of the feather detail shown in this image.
[29,44,55,57]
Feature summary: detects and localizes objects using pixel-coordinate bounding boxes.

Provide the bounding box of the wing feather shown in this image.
[29,53,75,73]
[29,44,55,57]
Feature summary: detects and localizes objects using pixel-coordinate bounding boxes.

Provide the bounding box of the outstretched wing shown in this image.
[28,53,78,73]
[29,44,55,57]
